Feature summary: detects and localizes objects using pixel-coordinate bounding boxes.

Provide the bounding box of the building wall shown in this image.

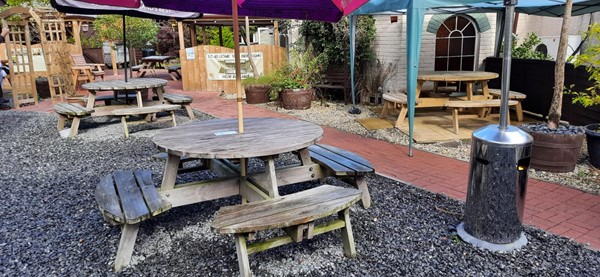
[371,12,598,92]
[371,13,498,92]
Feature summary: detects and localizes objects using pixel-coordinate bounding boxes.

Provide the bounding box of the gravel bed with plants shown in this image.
[1,110,599,276]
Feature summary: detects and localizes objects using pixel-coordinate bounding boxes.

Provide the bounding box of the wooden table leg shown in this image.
[86,90,96,110]
[161,154,181,191]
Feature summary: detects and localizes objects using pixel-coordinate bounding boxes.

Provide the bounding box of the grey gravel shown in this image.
[1,110,599,277]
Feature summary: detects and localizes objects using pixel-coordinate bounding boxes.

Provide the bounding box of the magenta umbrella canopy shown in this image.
[111,0,368,22]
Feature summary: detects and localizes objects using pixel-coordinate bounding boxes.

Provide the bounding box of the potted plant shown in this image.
[519,0,586,173]
[242,74,273,104]
[271,47,326,110]
[567,22,600,168]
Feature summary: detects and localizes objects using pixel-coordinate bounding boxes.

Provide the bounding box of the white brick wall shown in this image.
[372,13,498,92]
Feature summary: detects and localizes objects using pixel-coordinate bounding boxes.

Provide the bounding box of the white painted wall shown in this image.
[371,13,498,92]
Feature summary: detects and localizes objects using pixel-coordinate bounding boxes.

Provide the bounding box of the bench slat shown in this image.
[163,93,192,104]
[113,171,150,224]
[215,185,349,224]
[488,88,527,99]
[134,170,172,217]
[112,104,181,116]
[445,99,517,108]
[212,185,361,234]
[308,144,374,175]
[54,103,93,116]
[310,151,356,175]
[95,174,124,223]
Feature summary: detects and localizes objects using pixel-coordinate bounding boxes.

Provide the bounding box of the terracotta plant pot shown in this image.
[244,84,271,104]
[280,89,312,110]
[524,128,585,173]
[584,123,600,169]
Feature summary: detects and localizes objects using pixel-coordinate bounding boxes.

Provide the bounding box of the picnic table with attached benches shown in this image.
[93,117,375,272]
[381,71,500,131]
[76,78,192,137]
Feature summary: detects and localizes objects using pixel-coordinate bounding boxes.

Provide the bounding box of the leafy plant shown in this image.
[512,32,553,60]
[298,16,376,68]
[242,74,275,86]
[270,46,327,98]
[567,22,600,108]
[93,15,158,49]
[81,36,103,49]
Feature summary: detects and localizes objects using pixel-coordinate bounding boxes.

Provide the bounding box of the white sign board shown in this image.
[205,52,264,80]
[185,48,195,60]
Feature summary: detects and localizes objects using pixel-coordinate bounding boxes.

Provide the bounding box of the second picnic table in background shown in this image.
[381,70,499,128]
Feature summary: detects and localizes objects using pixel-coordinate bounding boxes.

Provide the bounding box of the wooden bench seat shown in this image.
[488,88,526,121]
[314,69,350,103]
[54,103,94,138]
[380,92,423,128]
[308,144,373,208]
[212,185,361,277]
[167,65,182,81]
[112,104,181,138]
[95,170,172,271]
[163,93,195,119]
[446,99,518,134]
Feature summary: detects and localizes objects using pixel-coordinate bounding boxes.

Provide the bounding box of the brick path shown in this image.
[18,73,600,250]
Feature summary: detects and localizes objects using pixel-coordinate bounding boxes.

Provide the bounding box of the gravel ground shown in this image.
[1,110,599,276]
[257,101,600,195]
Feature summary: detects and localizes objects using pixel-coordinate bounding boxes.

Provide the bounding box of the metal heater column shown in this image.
[457,0,534,252]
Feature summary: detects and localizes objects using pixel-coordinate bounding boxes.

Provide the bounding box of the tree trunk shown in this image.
[548,0,573,129]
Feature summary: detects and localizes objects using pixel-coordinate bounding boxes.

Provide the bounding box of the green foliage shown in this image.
[242,74,275,86]
[512,32,553,60]
[81,36,103,49]
[298,16,376,67]
[567,23,600,107]
[206,26,235,49]
[93,15,158,49]
[270,46,327,99]
[5,0,48,7]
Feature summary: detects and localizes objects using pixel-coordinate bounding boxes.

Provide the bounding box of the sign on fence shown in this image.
[205,52,264,80]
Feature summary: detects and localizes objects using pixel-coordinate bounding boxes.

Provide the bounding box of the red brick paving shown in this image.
[14,72,600,251]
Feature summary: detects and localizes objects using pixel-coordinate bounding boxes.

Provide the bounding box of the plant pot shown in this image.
[280,89,312,110]
[524,128,585,173]
[244,84,271,104]
[585,123,600,168]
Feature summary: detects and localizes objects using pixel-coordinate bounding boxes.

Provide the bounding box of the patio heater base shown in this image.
[457,222,527,252]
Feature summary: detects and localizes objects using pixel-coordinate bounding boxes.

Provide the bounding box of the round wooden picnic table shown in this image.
[154,117,323,159]
[153,117,324,206]
[82,78,168,110]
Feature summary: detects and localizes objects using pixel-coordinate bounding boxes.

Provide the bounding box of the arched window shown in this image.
[435,15,478,72]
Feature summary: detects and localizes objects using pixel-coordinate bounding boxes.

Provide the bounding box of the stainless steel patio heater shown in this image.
[457,0,533,252]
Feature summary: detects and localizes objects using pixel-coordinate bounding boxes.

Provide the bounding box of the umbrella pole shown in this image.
[232,0,243,134]
[123,15,128,82]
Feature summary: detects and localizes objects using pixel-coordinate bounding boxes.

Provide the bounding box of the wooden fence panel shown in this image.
[179,45,287,93]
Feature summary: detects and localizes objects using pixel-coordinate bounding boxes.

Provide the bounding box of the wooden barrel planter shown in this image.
[585,124,600,168]
[280,89,312,110]
[525,129,585,173]
[244,85,271,104]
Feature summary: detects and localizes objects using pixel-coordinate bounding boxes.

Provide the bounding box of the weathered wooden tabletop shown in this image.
[141,55,173,63]
[82,78,167,91]
[153,117,324,159]
[417,71,499,82]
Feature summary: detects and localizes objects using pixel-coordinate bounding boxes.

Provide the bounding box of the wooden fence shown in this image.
[179,44,287,93]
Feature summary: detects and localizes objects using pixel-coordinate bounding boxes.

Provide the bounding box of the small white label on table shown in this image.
[213,130,237,136]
